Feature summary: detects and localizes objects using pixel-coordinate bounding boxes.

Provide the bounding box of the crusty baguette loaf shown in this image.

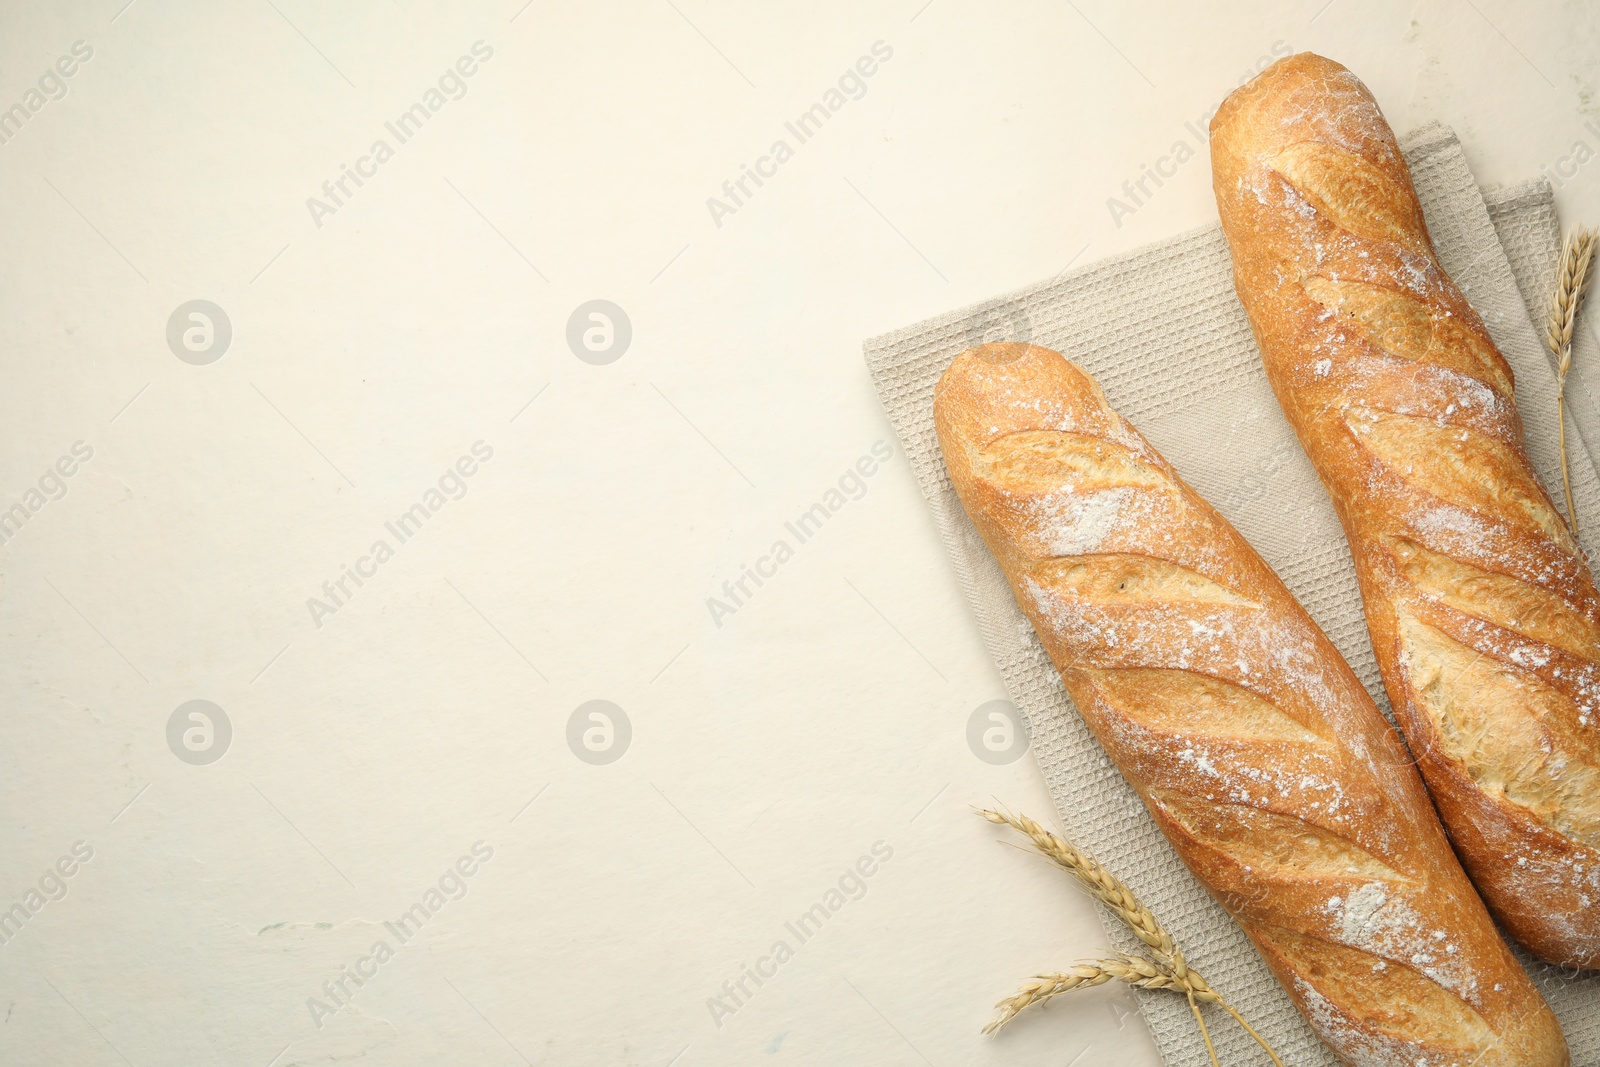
[935,343,1565,1065]
[1211,52,1600,970]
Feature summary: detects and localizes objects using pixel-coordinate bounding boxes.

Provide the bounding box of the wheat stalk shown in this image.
[984,953,1210,1033]
[978,807,1283,1067]
[1545,226,1599,537]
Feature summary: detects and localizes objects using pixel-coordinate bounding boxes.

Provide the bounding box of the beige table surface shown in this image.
[1,2,1597,1065]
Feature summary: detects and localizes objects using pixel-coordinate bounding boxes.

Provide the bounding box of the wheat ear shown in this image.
[978,807,1284,1067]
[1545,226,1599,537]
[984,954,1200,1032]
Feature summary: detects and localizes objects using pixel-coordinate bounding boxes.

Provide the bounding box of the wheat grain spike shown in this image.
[1546,226,1599,536]
[983,954,1195,1034]
[977,806,1185,975]
[1546,227,1598,376]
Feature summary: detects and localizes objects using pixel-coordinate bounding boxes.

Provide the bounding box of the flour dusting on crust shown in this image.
[1028,487,1131,556]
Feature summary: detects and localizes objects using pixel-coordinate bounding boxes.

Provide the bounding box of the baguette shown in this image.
[1211,52,1600,969]
[935,343,1565,1065]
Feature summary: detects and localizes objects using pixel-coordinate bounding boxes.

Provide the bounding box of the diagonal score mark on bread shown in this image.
[1149,791,1404,884]
[1398,610,1600,847]
[1254,925,1494,1054]
[973,430,1167,491]
[1030,555,1255,607]
[1346,408,1577,551]
[1302,276,1513,397]
[1083,667,1323,743]
[1269,141,1429,254]
[1386,536,1600,664]
[969,430,1176,559]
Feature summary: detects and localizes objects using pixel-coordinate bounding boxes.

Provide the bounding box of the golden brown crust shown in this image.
[935,342,1566,1066]
[1212,51,1600,972]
